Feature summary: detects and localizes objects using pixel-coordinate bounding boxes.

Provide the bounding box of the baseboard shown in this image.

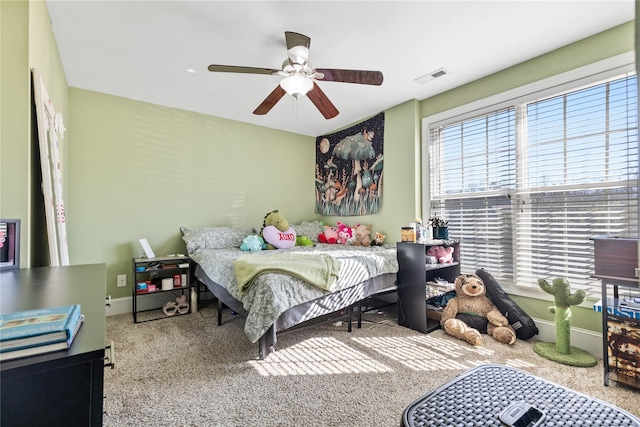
[531,318,603,359]
[106,291,214,317]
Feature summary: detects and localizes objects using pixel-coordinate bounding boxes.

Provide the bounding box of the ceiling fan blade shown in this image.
[208,64,280,75]
[253,85,286,115]
[315,68,384,86]
[307,82,339,119]
[284,31,311,66]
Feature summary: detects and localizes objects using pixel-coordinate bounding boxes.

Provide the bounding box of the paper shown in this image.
[139,238,156,259]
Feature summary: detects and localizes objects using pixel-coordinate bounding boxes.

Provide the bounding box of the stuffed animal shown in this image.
[426,245,454,263]
[352,223,372,246]
[260,210,296,249]
[240,234,265,252]
[318,225,338,244]
[440,274,516,346]
[296,235,314,246]
[336,221,354,245]
[370,232,386,246]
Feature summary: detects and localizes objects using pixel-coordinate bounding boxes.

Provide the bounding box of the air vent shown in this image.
[415,68,449,84]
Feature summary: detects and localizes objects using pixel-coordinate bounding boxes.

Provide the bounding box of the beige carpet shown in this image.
[104,302,639,426]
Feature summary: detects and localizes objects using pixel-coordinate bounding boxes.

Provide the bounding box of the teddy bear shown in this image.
[260,210,296,249]
[318,225,338,244]
[426,245,454,263]
[440,273,516,346]
[352,223,372,246]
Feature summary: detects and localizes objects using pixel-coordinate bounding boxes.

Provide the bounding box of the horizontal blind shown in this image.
[517,74,638,293]
[430,108,516,280]
[429,73,638,293]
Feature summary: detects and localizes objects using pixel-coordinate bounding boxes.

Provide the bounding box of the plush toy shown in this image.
[352,223,372,246]
[440,274,516,346]
[240,234,264,252]
[426,245,454,263]
[336,221,354,245]
[296,235,314,246]
[370,232,386,246]
[260,210,296,249]
[318,225,338,244]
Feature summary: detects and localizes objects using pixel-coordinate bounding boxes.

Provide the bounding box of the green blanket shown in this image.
[234,253,341,294]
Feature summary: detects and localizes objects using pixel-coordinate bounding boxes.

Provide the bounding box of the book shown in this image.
[594,299,640,320]
[0,315,84,361]
[0,304,82,351]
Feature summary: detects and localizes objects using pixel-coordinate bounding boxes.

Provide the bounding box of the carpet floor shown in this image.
[104,301,639,426]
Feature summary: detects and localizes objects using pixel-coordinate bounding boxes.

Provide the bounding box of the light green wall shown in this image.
[1,0,30,265]
[67,89,322,297]
[1,0,68,268]
[419,21,635,333]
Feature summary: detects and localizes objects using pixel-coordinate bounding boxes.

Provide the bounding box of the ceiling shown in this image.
[45,1,635,137]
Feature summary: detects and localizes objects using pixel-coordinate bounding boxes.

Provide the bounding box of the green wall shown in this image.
[1,0,68,268]
[418,21,635,333]
[66,92,419,298]
[68,89,318,297]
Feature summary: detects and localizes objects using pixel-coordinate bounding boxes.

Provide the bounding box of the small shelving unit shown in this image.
[591,235,639,390]
[396,241,460,333]
[132,256,194,323]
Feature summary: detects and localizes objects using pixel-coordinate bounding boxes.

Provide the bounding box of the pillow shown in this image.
[291,220,326,243]
[262,225,296,249]
[181,226,255,253]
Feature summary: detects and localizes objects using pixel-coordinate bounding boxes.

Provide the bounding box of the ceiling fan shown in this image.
[207,31,383,119]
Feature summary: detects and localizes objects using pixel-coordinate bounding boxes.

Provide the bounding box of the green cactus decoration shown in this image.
[533,277,597,367]
[538,278,585,354]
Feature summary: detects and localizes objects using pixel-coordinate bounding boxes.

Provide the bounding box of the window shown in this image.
[428,70,638,295]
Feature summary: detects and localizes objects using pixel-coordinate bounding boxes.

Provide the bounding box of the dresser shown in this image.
[0,264,107,427]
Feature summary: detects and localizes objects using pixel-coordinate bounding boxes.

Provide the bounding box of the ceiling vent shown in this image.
[415,68,449,84]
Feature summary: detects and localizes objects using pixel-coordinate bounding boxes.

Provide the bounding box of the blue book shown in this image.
[0,315,84,361]
[0,304,81,352]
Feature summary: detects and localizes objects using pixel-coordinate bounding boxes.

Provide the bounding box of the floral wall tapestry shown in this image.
[315,112,384,216]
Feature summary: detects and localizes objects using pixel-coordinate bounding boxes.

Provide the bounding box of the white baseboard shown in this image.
[106,291,214,317]
[531,318,603,359]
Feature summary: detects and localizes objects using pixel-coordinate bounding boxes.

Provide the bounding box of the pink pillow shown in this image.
[262,225,296,249]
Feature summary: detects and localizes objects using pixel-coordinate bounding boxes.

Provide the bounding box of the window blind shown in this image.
[518,74,638,292]
[429,73,638,293]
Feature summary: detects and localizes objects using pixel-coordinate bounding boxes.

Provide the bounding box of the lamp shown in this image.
[279,75,313,97]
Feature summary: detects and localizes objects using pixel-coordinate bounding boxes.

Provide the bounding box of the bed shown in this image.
[181,221,398,359]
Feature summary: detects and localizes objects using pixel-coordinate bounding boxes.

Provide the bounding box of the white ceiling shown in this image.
[45,1,635,137]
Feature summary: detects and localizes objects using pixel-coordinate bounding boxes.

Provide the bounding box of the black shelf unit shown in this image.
[591,235,639,389]
[132,256,194,323]
[397,241,460,333]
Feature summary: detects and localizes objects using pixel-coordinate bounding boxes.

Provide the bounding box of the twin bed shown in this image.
[181,221,398,359]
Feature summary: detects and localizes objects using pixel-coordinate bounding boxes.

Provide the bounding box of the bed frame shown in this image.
[194,264,397,359]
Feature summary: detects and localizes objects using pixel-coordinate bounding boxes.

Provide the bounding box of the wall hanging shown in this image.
[315,112,384,216]
[32,68,69,266]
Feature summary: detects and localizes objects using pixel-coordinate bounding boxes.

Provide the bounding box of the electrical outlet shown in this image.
[117,274,127,287]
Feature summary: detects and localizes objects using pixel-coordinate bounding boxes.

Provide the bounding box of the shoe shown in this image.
[163,301,178,316]
[176,295,189,315]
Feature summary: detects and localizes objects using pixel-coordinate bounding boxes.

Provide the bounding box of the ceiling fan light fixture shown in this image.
[280,75,313,97]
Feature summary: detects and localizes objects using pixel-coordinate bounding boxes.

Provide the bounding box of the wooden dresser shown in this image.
[0,264,107,427]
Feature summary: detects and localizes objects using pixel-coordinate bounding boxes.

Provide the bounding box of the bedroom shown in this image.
[1,1,639,424]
